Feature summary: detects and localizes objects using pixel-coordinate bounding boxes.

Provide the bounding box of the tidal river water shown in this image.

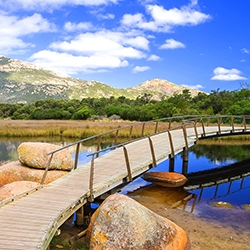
[1,138,250,232]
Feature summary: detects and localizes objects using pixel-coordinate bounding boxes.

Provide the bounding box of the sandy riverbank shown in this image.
[135,196,250,250]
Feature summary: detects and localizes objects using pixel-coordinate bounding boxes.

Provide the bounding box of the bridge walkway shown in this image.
[0,121,248,249]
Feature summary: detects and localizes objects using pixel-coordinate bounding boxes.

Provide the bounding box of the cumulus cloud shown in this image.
[132,66,150,73]
[29,30,150,74]
[146,4,210,26]
[0,13,55,54]
[1,0,118,11]
[49,31,147,58]
[30,50,128,74]
[160,38,185,49]
[211,67,248,81]
[182,84,203,90]
[147,54,160,61]
[121,2,211,32]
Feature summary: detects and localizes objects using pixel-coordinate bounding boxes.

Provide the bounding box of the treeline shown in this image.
[1,88,250,121]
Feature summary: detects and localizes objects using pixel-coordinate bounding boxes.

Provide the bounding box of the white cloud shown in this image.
[1,0,118,11]
[146,4,211,26]
[242,48,250,54]
[132,66,150,73]
[30,50,128,74]
[49,31,147,58]
[147,54,160,61]
[124,36,149,50]
[64,22,93,32]
[182,84,203,90]
[211,67,248,81]
[121,2,211,32]
[97,13,115,20]
[0,13,55,54]
[121,13,159,31]
[29,30,150,74]
[160,38,185,49]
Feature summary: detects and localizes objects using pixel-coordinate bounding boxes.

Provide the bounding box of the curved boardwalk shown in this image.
[0,117,249,249]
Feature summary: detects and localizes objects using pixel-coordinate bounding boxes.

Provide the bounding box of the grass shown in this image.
[0,119,172,139]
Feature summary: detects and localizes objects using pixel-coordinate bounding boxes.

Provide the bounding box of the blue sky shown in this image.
[1,0,250,93]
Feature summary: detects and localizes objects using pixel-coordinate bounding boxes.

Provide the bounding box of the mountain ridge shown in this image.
[0,56,202,104]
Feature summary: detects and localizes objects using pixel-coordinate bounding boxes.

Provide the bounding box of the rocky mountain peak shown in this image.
[0,56,203,103]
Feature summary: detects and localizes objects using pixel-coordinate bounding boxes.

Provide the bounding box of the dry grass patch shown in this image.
[0,120,171,139]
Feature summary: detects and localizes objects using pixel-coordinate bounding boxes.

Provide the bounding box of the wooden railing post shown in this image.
[201,119,206,137]
[88,155,95,202]
[123,146,132,181]
[141,122,145,137]
[41,154,53,185]
[231,116,235,132]
[168,119,172,129]
[168,131,175,159]
[193,121,199,142]
[96,135,102,158]
[114,129,119,146]
[182,125,189,150]
[154,121,159,134]
[217,117,221,135]
[148,136,156,167]
[129,126,133,141]
[243,116,246,132]
[74,143,80,170]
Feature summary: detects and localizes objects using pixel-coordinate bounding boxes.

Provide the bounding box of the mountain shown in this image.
[0,56,202,104]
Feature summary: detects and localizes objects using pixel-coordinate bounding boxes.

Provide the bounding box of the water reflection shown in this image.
[0,137,73,164]
[120,141,250,229]
[127,184,197,213]
[0,137,113,166]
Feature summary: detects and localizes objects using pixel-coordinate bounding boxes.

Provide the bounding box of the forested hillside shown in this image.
[1,88,249,121]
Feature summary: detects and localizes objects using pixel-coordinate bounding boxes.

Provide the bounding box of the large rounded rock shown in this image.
[18,142,73,171]
[142,172,188,188]
[86,193,190,250]
[0,161,68,187]
[0,181,39,201]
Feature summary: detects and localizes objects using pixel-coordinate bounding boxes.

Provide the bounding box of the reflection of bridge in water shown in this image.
[1,115,250,249]
[167,159,250,213]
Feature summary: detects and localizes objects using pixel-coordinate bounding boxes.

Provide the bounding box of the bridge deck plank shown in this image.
[0,125,245,249]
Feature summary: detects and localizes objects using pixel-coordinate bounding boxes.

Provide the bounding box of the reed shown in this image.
[0,120,171,139]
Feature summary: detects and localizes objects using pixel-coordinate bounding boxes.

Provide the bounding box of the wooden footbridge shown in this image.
[1,115,250,249]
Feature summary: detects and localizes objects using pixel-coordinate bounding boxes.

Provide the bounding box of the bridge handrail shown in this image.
[41,115,250,196]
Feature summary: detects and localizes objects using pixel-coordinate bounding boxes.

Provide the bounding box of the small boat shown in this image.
[142,172,188,188]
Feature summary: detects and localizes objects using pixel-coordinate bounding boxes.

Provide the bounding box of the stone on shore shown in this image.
[142,171,188,188]
[242,204,250,210]
[0,181,39,201]
[86,193,190,250]
[210,201,235,209]
[0,161,68,187]
[18,142,73,171]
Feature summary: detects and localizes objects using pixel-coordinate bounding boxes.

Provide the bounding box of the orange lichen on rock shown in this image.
[86,193,190,250]
[142,172,188,188]
[0,161,68,187]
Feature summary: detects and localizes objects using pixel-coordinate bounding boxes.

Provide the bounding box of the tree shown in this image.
[72,106,92,120]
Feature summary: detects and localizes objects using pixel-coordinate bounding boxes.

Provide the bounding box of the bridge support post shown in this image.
[76,206,85,226]
[76,203,92,227]
[182,148,188,176]
[169,158,175,172]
